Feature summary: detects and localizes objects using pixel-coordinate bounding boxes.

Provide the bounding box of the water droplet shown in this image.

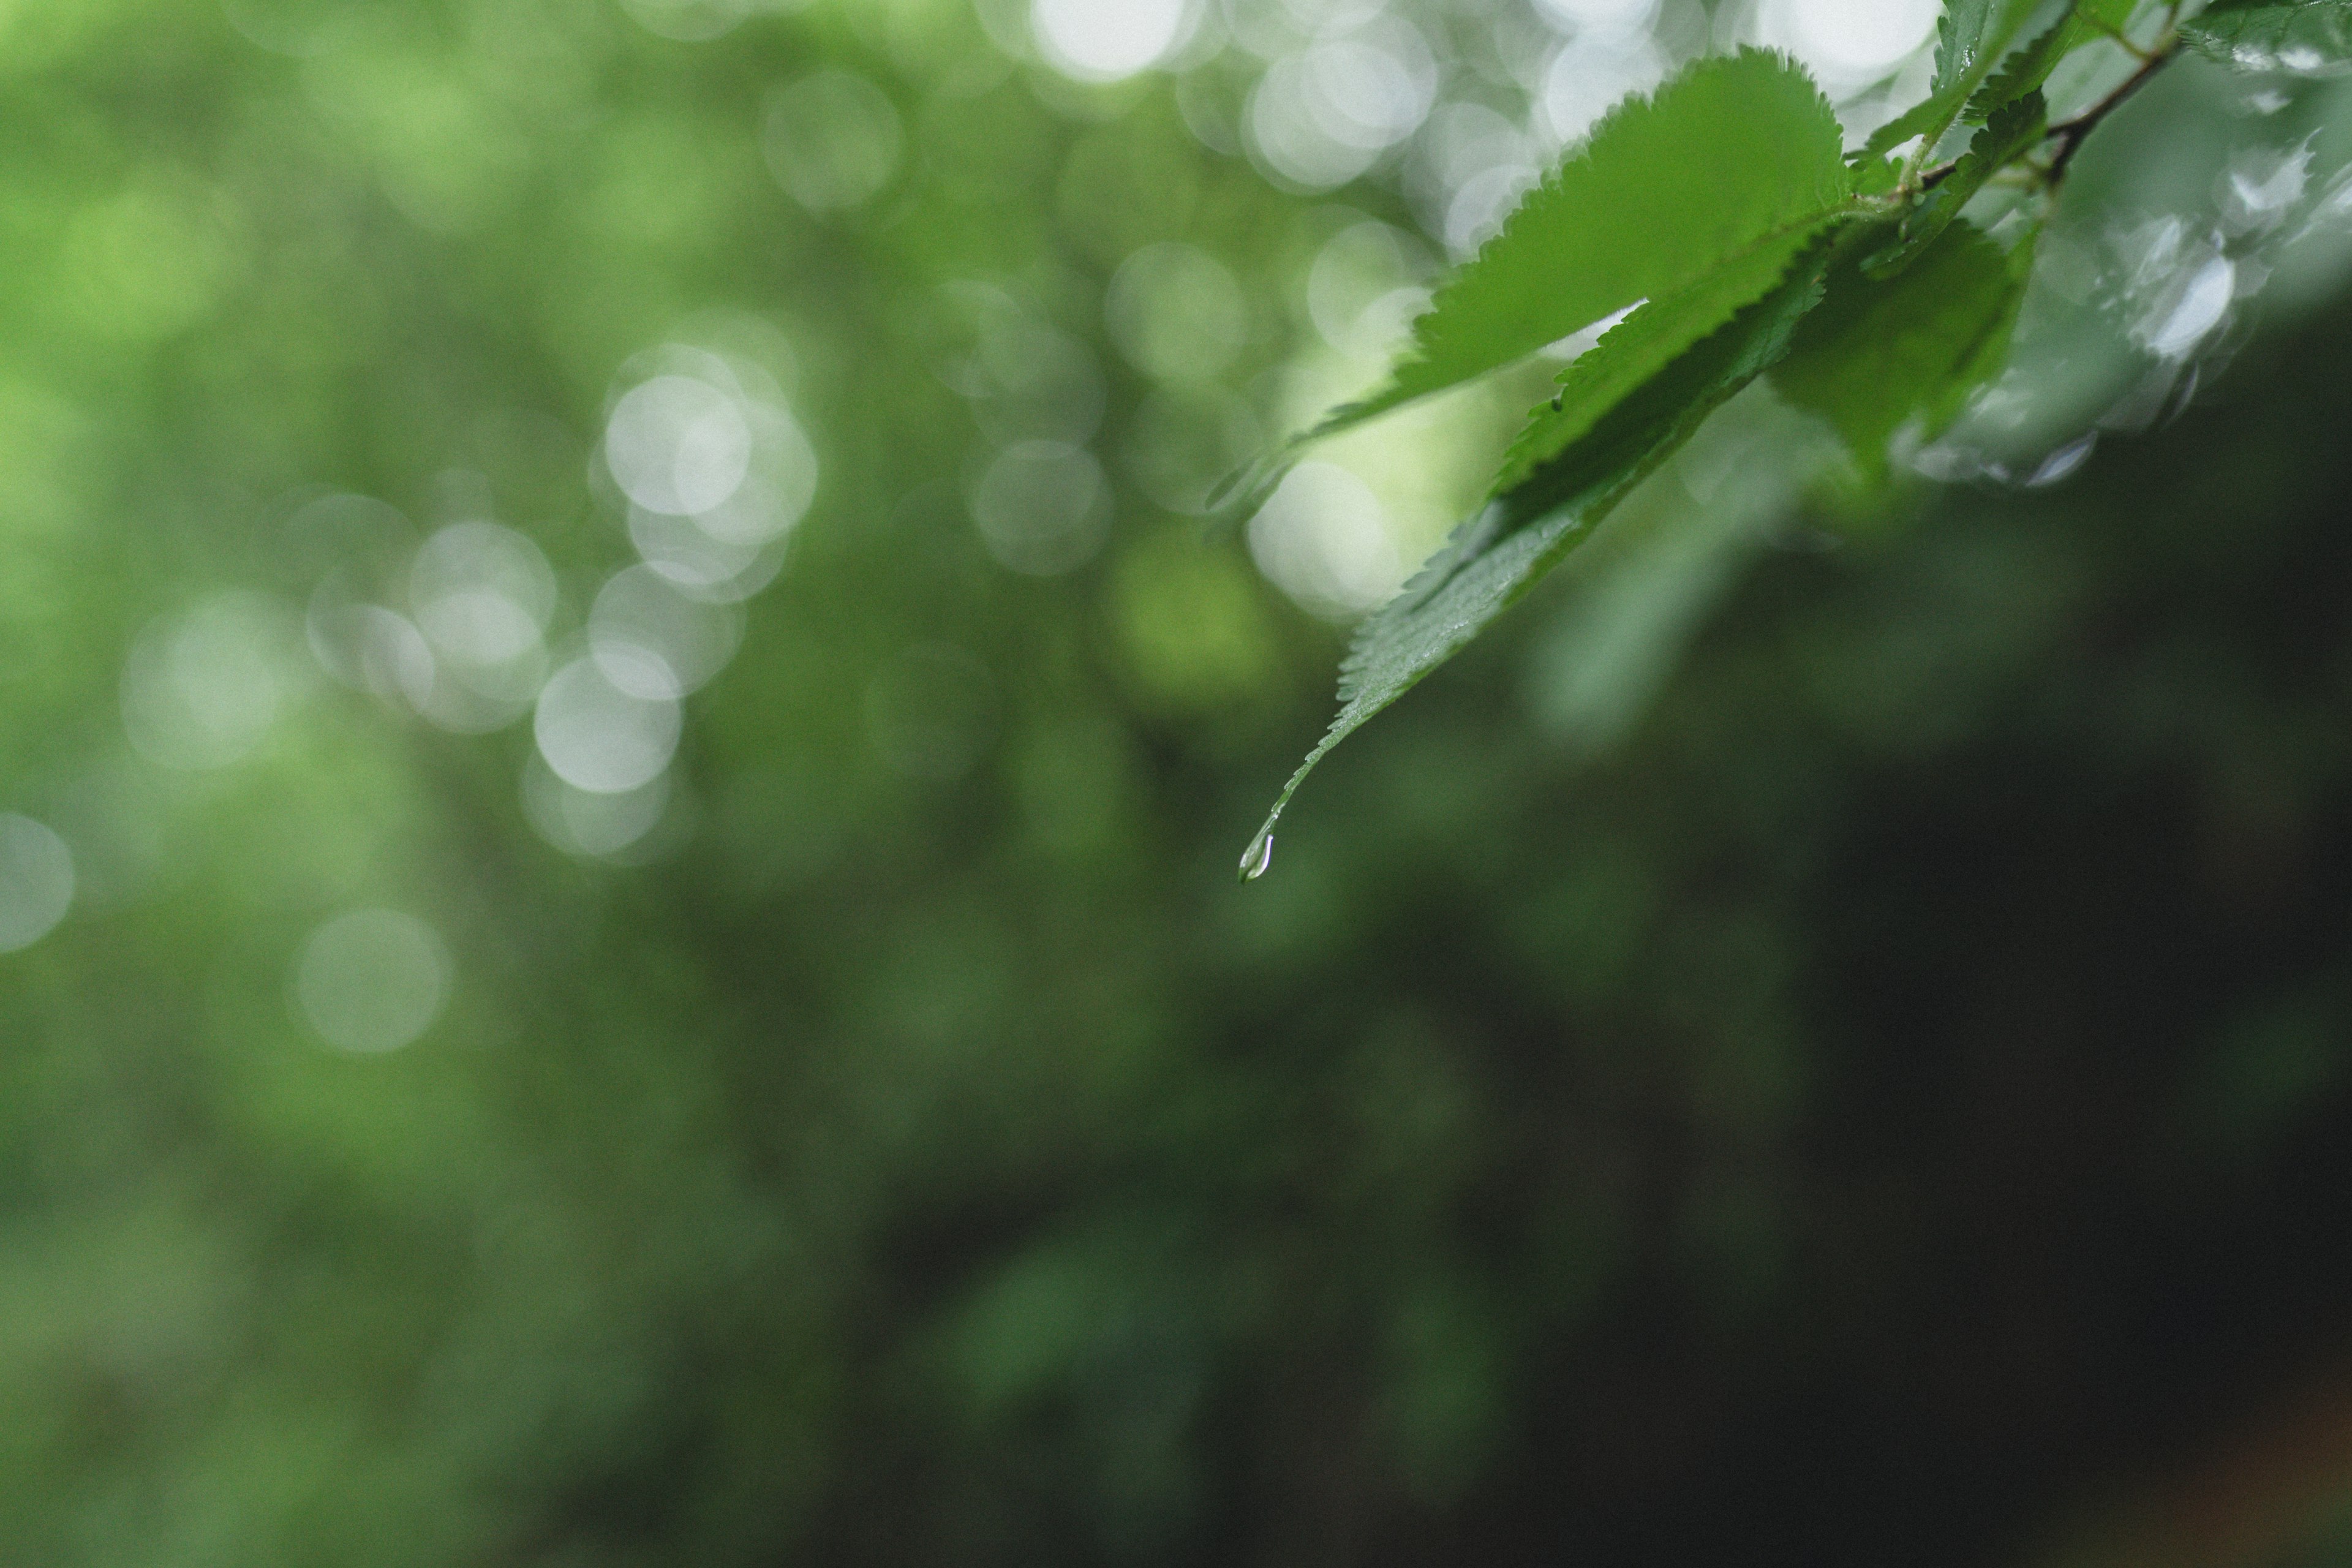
[1238,826,1275,882]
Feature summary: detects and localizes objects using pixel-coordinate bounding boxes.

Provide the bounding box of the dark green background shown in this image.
[4,2,2352,1562]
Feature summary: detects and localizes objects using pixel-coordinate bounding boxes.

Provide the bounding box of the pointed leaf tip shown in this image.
[1249,250,1838,856]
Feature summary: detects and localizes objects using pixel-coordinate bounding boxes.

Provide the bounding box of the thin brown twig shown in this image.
[1909,33,2180,198]
[2044,39,2177,185]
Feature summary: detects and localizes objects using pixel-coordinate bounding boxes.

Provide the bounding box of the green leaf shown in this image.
[1863,0,2049,160]
[1239,249,1835,880]
[1304,49,1852,443]
[1862,89,2046,278]
[1936,0,2055,91]
[1861,94,1954,162]
[1851,154,1905,198]
[1966,0,2139,118]
[2182,0,2352,72]
[1771,220,2038,484]
[1490,219,1841,495]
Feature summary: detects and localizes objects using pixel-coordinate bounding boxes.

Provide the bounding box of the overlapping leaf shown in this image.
[1491,217,1839,494]
[1307,49,1853,442]
[1234,2,2166,874]
[1240,251,1834,877]
[1968,0,2140,118]
[1773,220,2038,483]
[1862,0,2051,160]
[1863,90,2047,277]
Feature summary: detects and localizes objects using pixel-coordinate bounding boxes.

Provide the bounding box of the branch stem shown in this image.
[1905,29,2182,201]
[2043,35,2177,186]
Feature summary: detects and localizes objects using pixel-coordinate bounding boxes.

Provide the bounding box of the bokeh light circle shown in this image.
[1104,243,1250,383]
[1769,0,1939,86]
[120,593,296,772]
[1030,0,1188,83]
[0,815,75,954]
[1307,221,1432,359]
[522,755,675,860]
[409,522,557,706]
[970,440,1112,576]
[533,656,684,794]
[590,565,744,700]
[293,908,450,1054]
[764,71,903,213]
[1534,0,1659,30]
[1246,461,1401,621]
[606,375,753,518]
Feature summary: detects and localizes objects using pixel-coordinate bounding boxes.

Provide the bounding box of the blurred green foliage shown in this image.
[6,1,2352,1564]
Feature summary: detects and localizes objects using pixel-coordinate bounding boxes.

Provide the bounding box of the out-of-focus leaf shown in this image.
[2182,0,2352,73]
[1772,220,2037,483]
[1303,50,1852,443]
[1240,249,1833,878]
[1863,91,2047,278]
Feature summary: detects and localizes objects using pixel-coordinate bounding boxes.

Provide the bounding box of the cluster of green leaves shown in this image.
[1241,0,2345,879]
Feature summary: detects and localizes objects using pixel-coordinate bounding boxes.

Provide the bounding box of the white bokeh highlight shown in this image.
[1308,221,1433,359]
[606,350,818,605]
[1031,0,1189,82]
[533,656,683,795]
[1246,461,1403,621]
[1248,18,1438,190]
[1104,243,1250,383]
[1540,29,1667,148]
[606,375,754,518]
[1756,0,1939,95]
[405,521,557,730]
[1536,0,1659,29]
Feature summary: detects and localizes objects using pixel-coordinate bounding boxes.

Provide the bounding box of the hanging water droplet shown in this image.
[1237,826,1275,882]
